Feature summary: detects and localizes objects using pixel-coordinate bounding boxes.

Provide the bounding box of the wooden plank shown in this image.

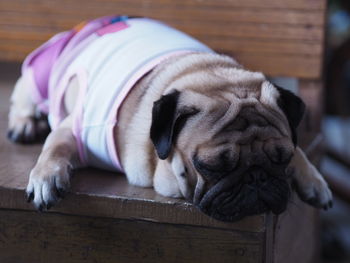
[0,8,325,26]
[232,54,322,79]
[170,22,323,41]
[204,39,322,56]
[0,209,264,263]
[0,19,324,41]
[0,51,27,62]
[0,0,327,11]
[0,30,52,41]
[0,0,326,78]
[0,37,323,56]
[0,186,267,233]
[119,0,327,10]
[273,194,319,263]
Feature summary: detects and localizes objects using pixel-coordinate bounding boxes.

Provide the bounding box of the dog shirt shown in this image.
[22,16,212,172]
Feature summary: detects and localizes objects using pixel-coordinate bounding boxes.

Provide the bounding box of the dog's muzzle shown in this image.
[195,168,290,222]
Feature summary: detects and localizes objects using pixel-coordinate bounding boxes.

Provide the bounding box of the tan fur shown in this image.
[289,147,332,207]
[8,52,332,211]
[26,115,79,208]
[8,74,37,140]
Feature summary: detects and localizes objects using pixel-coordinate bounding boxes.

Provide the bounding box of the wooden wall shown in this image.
[0,0,326,78]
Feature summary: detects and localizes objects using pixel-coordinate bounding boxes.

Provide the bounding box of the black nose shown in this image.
[244,169,267,185]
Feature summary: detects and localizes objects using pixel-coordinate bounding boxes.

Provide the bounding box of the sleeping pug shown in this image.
[7,16,332,221]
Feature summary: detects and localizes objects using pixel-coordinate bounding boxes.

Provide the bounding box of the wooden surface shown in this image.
[273,194,319,263]
[0,67,267,232]
[0,0,327,78]
[0,210,264,263]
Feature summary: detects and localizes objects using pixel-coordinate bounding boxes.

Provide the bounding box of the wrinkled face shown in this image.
[188,105,294,221]
[151,71,305,222]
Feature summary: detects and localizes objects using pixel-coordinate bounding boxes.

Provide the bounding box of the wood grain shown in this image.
[0,0,327,11]
[0,210,264,263]
[273,195,319,263]
[0,0,326,78]
[0,9,325,27]
[233,54,322,79]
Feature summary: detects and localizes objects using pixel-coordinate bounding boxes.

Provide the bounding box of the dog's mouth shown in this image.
[195,169,290,222]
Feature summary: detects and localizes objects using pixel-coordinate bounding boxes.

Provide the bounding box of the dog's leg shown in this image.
[8,71,50,143]
[26,115,80,210]
[290,147,332,209]
[153,159,182,198]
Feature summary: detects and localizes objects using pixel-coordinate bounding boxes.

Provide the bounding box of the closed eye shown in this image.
[192,152,236,181]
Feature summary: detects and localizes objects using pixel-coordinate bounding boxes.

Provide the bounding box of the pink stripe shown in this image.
[71,69,89,166]
[57,16,115,61]
[97,22,129,36]
[49,34,99,126]
[106,50,193,170]
[49,72,71,129]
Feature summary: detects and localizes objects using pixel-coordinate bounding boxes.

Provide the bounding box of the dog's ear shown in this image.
[275,85,306,145]
[151,91,180,159]
[151,90,198,159]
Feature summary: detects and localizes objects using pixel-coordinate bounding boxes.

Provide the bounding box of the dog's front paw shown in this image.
[293,165,333,210]
[26,159,72,211]
[8,111,50,144]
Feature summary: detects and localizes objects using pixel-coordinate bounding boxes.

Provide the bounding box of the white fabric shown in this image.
[54,18,212,171]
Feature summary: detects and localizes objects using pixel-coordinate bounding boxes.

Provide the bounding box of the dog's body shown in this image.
[8,16,332,221]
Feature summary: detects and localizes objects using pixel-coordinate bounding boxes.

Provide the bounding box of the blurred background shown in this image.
[321,0,350,262]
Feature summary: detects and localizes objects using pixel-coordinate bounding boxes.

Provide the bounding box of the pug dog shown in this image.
[7,16,332,221]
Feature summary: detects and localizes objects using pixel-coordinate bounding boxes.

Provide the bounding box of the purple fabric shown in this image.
[26,31,75,101]
[22,15,118,106]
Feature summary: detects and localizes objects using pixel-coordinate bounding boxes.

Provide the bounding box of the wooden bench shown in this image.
[0,0,327,262]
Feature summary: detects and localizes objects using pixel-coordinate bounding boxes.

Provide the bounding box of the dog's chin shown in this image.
[196,176,291,222]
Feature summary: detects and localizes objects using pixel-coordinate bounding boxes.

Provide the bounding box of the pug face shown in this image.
[150,67,305,222]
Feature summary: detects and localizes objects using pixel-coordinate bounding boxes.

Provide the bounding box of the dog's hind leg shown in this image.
[25,114,81,211]
[7,70,50,143]
[290,147,333,210]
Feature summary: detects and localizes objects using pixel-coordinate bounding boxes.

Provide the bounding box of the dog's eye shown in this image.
[180,166,188,178]
[193,153,235,181]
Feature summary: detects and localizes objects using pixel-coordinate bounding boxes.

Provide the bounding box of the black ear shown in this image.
[275,86,306,145]
[151,90,180,159]
[150,90,198,159]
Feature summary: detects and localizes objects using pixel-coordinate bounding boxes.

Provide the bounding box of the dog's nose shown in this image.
[244,169,267,185]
